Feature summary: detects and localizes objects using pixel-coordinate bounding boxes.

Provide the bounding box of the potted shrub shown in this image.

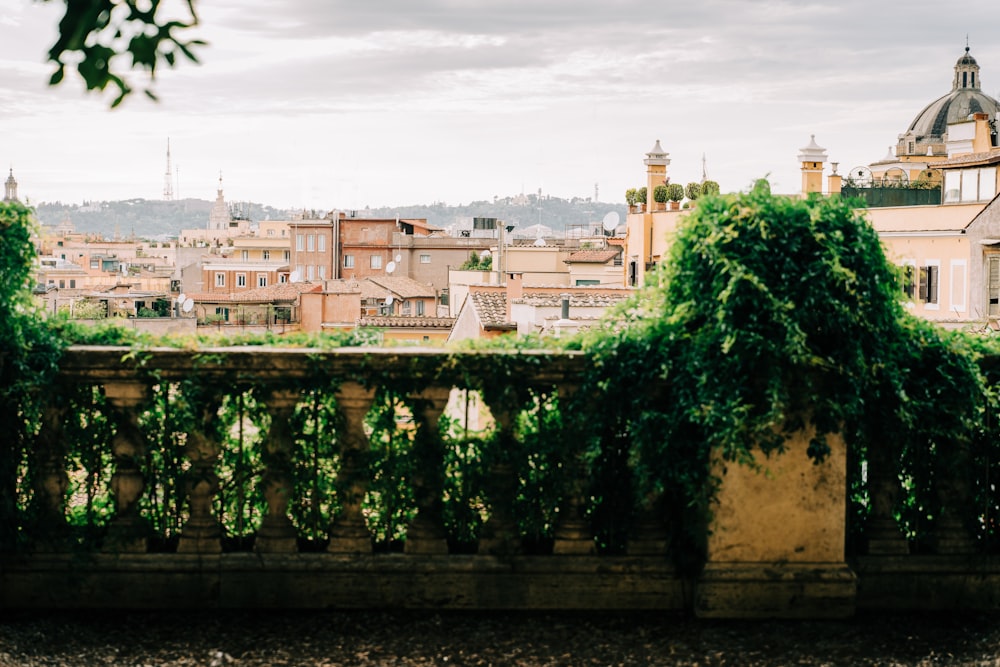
[652,184,669,211]
[625,188,638,212]
[685,182,702,202]
[666,183,685,209]
[702,180,721,197]
[636,186,647,212]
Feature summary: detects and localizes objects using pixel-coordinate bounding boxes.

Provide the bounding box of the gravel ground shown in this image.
[2,610,1000,666]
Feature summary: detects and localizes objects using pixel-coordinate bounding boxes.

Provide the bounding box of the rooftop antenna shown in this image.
[163,138,174,201]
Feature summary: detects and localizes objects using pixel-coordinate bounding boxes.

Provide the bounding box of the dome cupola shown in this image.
[895,47,998,159]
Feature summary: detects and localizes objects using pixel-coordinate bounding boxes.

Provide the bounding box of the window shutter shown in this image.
[988,256,1000,316]
[918,267,929,301]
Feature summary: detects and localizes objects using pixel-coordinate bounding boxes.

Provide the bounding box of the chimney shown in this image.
[560,293,570,320]
[505,272,523,321]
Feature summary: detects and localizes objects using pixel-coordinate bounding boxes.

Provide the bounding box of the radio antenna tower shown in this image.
[163,138,174,200]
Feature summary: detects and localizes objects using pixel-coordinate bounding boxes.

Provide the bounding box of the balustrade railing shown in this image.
[5,345,1000,614]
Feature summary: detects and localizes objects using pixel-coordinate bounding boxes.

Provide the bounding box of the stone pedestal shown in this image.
[695,426,856,618]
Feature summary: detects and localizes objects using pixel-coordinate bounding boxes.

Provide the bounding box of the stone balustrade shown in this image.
[2,345,1000,616]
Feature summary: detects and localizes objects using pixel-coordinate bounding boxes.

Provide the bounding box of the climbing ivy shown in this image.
[577,183,994,562]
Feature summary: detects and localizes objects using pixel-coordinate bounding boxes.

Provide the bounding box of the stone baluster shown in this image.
[405,386,451,555]
[865,441,910,555]
[479,394,522,556]
[552,385,596,555]
[255,388,301,553]
[328,381,376,554]
[103,380,151,553]
[31,400,70,550]
[178,394,223,554]
[932,443,976,555]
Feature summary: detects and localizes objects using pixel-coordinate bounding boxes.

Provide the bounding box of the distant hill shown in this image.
[33,194,627,240]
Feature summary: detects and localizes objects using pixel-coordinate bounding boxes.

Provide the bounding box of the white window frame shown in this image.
[919,260,940,311]
[263,250,270,261]
[420,254,431,264]
[215,272,225,287]
[296,234,305,251]
[318,235,326,252]
[370,255,383,270]
[344,254,355,269]
[307,234,315,251]
[236,273,247,288]
[257,274,267,288]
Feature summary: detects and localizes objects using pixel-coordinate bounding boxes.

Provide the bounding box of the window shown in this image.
[215,273,225,287]
[416,300,425,316]
[284,250,290,261]
[237,273,247,287]
[241,250,249,261]
[370,255,383,269]
[344,255,355,268]
[307,235,315,251]
[420,254,431,264]
[576,279,601,286]
[944,167,997,203]
[267,229,275,237]
[318,265,326,279]
[296,234,305,251]
[263,250,270,261]
[318,235,326,252]
[402,300,411,315]
[279,274,288,284]
[69,279,76,288]
[918,263,938,306]
[90,259,99,270]
[257,274,267,288]
[307,265,315,281]
[59,280,65,288]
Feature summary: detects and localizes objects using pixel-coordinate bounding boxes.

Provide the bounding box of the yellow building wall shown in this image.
[878,235,970,322]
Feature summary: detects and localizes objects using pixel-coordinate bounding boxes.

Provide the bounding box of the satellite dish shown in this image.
[290,270,302,283]
[385,294,394,305]
[177,292,187,304]
[182,298,194,313]
[533,238,547,247]
[386,261,396,274]
[480,250,491,259]
[395,254,402,263]
[602,211,620,232]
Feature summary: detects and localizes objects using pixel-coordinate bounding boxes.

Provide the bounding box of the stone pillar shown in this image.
[479,396,521,556]
[31,401,70,550]
[405,386,450,555]
[695,426,857,618]
[255,388,300,553]
[178,394,223,554]
[328,382,375,554]
[103,381,151,553]
[553,385,595,555]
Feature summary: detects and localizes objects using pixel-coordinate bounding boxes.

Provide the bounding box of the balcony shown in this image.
[3,346,1000,616]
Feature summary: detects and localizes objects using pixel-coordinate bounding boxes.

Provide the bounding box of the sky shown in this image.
[3,0,1000,211]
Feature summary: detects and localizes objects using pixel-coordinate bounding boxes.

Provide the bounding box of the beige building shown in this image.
[623,48,1000,329]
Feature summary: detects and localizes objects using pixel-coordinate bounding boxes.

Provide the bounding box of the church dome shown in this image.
[896,47,999,158]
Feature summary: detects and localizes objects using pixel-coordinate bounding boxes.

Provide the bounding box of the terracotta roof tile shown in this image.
[564,249,621,264]
[358,316,456,328]
[364,276,436,299]
[470,290,514,329]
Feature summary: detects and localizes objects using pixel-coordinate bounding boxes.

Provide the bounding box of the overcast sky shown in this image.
[3,0,1000,210]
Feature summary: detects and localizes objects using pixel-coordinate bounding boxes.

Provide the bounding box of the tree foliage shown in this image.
[579,184,990,564]
[43,0,204,107]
